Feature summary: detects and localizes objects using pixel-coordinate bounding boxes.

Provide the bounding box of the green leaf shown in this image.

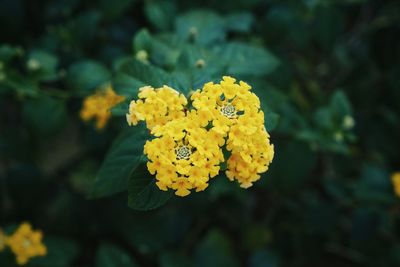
[172,45,227,90]
[175,10,225,45]
[265,110,280,132]
[117,58,170,87]
[95,243,139,267]
[0,75,39,97]
[0,44,22,62]
[128,164,172,211]
[110,99,130,116]
[224,12,254,33]
[29,237,79,267]
[22,95,67,136]
[330,90,352,117]
[144,0,176,30]
[353,165,393,204]
[133,29,152,52]
[132,30,180,67]
[213,42,280,76]
[27,49,58,81]
[67,60,111,95]
[314,107,334,130]
[148,39,181,67]
[91,125,148,198]
[171,67,224,93]
[113,72,146,98]
[176,45,225,74]
[115,58,189,95]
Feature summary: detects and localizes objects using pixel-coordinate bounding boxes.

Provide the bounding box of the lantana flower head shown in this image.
[126,76,274,196]
[191,76,274,188]
[144,112,224,196]
[6,222,47,265]
[191,76,262,135]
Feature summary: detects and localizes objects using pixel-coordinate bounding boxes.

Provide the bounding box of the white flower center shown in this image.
[22,239,31,248]
[220,104,236,119]
[175,145,191,160]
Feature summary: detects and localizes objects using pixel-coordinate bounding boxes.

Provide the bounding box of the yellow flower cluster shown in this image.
[144,113,224,196]
[80,86,125,129]
[191,76,274,188]
[392,172,400,197]
[1,223,47,265]
[126,76,274,196]
[126,85,187,130]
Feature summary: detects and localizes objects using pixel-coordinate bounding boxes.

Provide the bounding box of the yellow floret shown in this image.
[6,223,47,265]
[226,125,274,188]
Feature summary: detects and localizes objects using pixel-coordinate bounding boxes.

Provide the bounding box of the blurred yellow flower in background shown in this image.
[391,172,400,197]
[6,222,47,265]
[80,86,125,129]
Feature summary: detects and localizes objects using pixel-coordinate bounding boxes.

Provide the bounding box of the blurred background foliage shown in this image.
[1,0,400,266]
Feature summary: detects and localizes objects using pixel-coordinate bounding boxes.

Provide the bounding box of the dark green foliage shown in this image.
[1,0,400,266]
[91,126,148,198]
[28,237,79,267]
[128,165,173,211]
[22,95,67,136]
[67,60,111,95]
[96,243,139,267]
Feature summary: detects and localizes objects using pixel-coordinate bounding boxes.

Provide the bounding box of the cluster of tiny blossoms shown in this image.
[126,85,187,130]
[80,85,125,129]
[0,223,47,265]
[191,77,274,188]
[126,76,274,196]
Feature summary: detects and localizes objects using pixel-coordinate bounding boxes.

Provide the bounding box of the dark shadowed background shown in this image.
[1,0,400,266]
